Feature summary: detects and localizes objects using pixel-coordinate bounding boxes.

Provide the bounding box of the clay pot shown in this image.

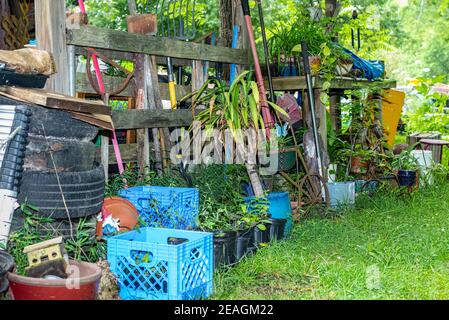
[126,14,157,35]
[97,197,139,239]
[350,156,368,174]
[309,56,321,75]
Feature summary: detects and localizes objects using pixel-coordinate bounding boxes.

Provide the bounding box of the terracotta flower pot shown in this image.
[96,197,139,239]
[126,14,157,35]
[350,156,369,174]
[309,56,321,75]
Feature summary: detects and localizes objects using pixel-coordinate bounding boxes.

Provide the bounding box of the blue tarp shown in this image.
[342,47,385,80]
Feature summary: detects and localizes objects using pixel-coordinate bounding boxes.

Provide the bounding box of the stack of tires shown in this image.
[0,95,106,236]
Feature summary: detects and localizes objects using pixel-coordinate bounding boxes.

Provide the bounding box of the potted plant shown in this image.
[198,199,239,269]
[241,196,272,250]
[192,71,288,198]
[392,148,420,187]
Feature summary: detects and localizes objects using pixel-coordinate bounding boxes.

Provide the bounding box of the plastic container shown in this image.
[235,228,252,261]
[355,180,379,193]
[107,227,213,300]
[7,260,101,300]
[0,69,48,89]
[277,149,296,172]
[327,181,356,208]
[397,170,417,187]
[267,192,293,237]
[253,222,271,246]
[0,104,15,167]
[412,150,433,186]
[119,186,199,230]
[269,218,287,241]
[213,231,237,269]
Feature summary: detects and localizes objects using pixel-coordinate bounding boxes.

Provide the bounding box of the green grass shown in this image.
[213,183,449,300]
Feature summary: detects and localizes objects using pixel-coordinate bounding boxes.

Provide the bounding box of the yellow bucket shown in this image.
[382,89,405,147]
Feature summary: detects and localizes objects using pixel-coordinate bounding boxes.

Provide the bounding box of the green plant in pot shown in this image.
[191,71,288,198]
[198,199,240,269]
[241,196,272,249]
[392,148,420,187]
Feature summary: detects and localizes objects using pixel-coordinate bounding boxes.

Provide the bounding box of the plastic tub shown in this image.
[412,150,433,186]
[269,218,287,242]
[235,228,252,261]
[245,192,293,237]
[327,181,356,208]
[398,170,417,187]
[214,231,237,269]
[253,222,271,246]
[108,227,213,300]
[7,260,101,300]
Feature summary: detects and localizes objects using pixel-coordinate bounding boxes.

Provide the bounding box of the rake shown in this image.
[155,0,197,109]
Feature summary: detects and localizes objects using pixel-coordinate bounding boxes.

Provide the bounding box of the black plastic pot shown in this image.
[167,237,188,245]
[235,228,252,261]
[0,69,48,89]
[398,170,417,187]
[213,231,237,270]
[253,222,272,247]
[269,218,287,242]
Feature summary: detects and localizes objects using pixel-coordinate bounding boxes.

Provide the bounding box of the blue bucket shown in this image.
[245,192,293,237]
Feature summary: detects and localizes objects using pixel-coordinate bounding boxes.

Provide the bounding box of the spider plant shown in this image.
[191,71,288,197]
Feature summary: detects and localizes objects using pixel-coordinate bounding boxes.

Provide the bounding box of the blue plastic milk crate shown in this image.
[119,186,199,230]
[107,227,214,300]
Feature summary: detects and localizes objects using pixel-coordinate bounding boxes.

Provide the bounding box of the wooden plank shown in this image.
[268,76,397,91]
[112,109,194,130]
[35,0,69,94]
[100,134,109,181]
[75,72,191,100]
[67,26,249,65]
[0,86,112,115]
[74,46,202,67]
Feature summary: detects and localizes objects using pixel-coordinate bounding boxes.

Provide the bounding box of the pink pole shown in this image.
[77,0,125,175]
[244,15,274,139]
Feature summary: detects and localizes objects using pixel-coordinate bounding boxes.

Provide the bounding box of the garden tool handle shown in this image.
[301,41,311,75]
[241,0,251,16]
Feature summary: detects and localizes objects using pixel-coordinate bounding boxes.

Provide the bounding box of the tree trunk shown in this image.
[246,163,264,197]
[219,0,233,48]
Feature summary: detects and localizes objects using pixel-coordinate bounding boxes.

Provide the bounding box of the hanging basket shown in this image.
[276,147,297,172]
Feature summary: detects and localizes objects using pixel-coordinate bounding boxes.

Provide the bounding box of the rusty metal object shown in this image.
[85,48,134,98]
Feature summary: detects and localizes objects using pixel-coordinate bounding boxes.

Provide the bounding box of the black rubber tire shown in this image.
[28,106,99,141]
[18,165,105,219]
[10,213,97,240]
[0,96,99,141]
[24,134,96,172]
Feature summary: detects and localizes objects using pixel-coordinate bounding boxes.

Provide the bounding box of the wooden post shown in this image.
[232,0,250,75]
[329,90,342,132]
[67,45,76,97]
[127,2,165,175]
[35,0,70,94]
[303,89,329,178]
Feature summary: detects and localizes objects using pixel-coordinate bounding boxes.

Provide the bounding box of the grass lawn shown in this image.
[213,183,449,300]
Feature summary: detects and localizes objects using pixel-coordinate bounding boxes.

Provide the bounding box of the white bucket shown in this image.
[0,105,15,167]
[411,150,434,186]
[0,189,18,248]
[328,181,356,208]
